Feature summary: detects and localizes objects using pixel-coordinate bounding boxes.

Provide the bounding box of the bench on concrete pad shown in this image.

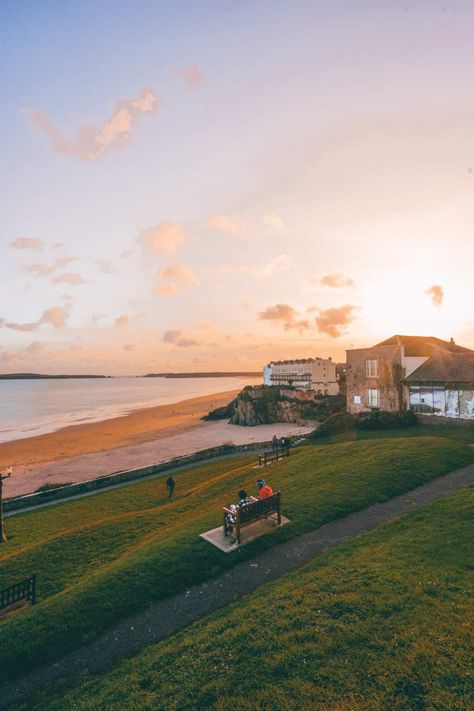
[0,575,36,618]
[223,492,282,545]
[259,447,290,467]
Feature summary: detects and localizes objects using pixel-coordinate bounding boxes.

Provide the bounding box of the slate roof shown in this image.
[405,351,474,384]
[375,334,472,356]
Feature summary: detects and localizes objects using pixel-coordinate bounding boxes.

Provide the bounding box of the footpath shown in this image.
[1,462,474,709]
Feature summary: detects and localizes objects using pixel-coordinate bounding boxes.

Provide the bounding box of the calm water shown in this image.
[0,377,260,444]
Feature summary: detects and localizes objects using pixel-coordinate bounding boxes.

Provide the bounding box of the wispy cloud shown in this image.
[11,237,43,250]
[319,273,355,288]
[205,254,293,280]
[157,263,200,286]
[315,304,357,337]
[424,284,444,307]
[163,329,200,348]
[114,314,129,329]
[123,344,135,351]
[137,222,185,257]
[208,214,244,236]
[52,272,87,285]
[27,257,77,277]
[93,259,117,274]
[0,304,71,332]
[174,64,202,89]
[152,283,180,296]
[29,88,159,161]
[263,213,285,231]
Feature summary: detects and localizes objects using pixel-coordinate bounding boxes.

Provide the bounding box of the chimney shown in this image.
[450,337,455,345]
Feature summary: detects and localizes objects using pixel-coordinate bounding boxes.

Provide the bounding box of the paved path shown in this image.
[2,462,474,709]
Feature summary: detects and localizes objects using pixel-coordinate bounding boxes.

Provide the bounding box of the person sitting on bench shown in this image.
[224,489,255,535]
[256,478,273,499]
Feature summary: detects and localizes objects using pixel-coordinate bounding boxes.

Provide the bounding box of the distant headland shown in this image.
[0,373,108,380]
[142,372,261,378]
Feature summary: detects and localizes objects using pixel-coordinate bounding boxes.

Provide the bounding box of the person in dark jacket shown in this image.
[166,473,176,499]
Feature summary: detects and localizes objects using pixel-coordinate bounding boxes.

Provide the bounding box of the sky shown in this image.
[1,0,473,375]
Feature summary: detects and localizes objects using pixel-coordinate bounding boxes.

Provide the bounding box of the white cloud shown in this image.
[52,272,87,285]
[0,304,71,332]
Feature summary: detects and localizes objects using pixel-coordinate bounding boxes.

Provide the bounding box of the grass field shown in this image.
[1,435,473,685]
[26,486,474,711]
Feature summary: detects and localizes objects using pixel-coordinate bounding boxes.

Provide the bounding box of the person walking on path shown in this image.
[271,434,277,451]
[166,474,176,499]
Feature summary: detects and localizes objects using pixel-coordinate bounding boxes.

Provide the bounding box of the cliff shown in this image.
[204,386,345,426]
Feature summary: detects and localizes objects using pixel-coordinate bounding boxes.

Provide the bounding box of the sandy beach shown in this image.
[0,390,313,499]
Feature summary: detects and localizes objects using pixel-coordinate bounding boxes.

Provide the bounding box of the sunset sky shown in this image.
[1,1,473,375]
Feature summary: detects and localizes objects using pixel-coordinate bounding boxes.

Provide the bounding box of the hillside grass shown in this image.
[0,436,473,684]
[28,486,474,711]
[310,421,474,446]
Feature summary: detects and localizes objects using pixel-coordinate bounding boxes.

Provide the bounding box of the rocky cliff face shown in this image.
[209,385,345,426]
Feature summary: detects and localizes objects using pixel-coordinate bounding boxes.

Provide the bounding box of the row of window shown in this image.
[409,386,474,419]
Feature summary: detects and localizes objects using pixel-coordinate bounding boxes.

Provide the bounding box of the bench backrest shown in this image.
[238,492,280,524]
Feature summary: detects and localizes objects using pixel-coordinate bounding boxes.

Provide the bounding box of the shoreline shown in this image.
[0,389,240,470]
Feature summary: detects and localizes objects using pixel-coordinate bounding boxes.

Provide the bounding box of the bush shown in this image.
[308,412,357,439]
[357,410,417,430]
[309,410,418,438]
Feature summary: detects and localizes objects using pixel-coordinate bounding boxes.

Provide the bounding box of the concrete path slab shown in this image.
[200,515,291,552]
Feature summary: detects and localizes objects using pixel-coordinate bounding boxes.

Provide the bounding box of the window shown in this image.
[366,359,378,377]
[366,388,380,407]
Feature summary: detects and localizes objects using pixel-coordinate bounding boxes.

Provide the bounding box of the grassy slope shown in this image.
[0,436,472,685]
[31,486,474,711]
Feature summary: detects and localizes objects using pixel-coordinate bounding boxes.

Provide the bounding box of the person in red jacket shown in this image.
[256,478,273,499]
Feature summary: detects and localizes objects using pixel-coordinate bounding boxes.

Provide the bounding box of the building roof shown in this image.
[405,351,474,384]
[375,334,472,356]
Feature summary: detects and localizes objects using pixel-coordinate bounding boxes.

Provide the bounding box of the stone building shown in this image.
[346,335,474,421]
[263,357,338,395]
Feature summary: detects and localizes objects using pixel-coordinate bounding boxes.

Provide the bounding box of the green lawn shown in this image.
[1,436,473,686]
[28,486,474,711]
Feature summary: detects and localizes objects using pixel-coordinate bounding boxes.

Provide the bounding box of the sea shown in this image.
[0,376,260,444]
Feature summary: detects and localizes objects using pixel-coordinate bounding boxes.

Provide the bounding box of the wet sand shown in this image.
[0,390,239,470]
[0,389,314,498]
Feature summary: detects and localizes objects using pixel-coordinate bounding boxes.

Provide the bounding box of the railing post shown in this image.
[30,575,36,605]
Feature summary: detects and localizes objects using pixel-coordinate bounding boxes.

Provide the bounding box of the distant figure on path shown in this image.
[271,434,277,451]
[256,478,273,499]
[166,474,176,499]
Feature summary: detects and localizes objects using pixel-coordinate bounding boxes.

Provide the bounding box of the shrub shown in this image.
[357,410,417,430]
[309,412,357,439]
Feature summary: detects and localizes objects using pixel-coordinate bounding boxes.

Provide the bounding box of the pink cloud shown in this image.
[208,214,244,236]
[174,64,203,89]
[158,263,200,286]
[28,257,77,277]
[259,304,297,323]
[424,284,444,307]
[137,222,185,257]
[315,305,357,338]
[319,273,355,288]
[10,237,43,250]
[52,272,86,285]
[29,88,159,161]
[152,283,180,296]
[263,213,285,231]
[162,329,200,347]
[0,304,71,332]
[114,314,129,329]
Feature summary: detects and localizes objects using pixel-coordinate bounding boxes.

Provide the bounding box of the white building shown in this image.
[263,357,338,395]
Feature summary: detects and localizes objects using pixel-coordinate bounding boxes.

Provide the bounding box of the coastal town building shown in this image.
[263,357,338,395]
[346,335,474,421]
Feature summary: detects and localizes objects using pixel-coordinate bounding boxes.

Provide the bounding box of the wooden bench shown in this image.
[223,492,282,545]
[0,575,36,617]
[259,447,290,467]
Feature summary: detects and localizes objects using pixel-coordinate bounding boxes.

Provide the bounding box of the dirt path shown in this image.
[2,462,474,709]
